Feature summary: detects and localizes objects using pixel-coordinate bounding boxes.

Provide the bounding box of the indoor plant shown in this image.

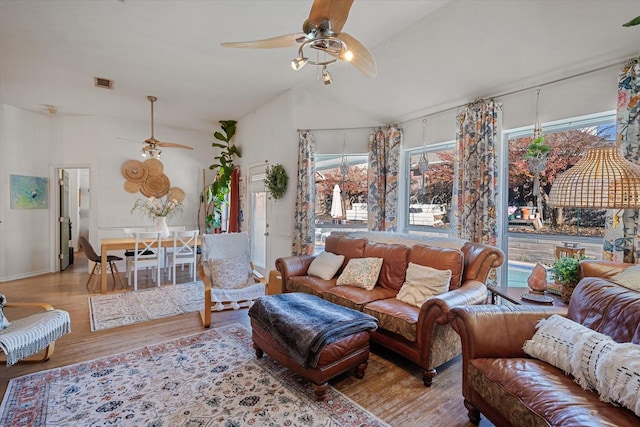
[264,163,288,200]
[201,120,241,232]
[552,256,582,303]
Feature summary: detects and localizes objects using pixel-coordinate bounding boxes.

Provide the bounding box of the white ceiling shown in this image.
[1,0,639,133]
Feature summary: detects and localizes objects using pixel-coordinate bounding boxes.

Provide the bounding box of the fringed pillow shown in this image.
[570,329,617,391]
[597,342,640,416]
[522,314,585,374]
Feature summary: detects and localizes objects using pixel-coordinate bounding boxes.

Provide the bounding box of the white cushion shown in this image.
[611,265,640,291]
[597,342,640,416]
[336,257,383,291]
[0,295,9,330]
[522,314,586,374]
[396,263,452,308]
[307,251,345,280]
[570,328,617,390]
[208,255,252,289]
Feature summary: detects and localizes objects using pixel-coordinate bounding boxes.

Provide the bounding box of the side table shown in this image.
[488,286,567,308]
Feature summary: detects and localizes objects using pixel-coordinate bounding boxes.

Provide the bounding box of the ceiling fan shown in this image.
[139,96,193,159]
[221,0,376,83]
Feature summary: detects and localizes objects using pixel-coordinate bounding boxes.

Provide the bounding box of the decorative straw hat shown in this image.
[144,158,164,176]
[121,160,148,182]
[167,187,185,203]
[140,173,170,198]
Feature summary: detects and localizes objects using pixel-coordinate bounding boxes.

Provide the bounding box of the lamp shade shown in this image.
[548,145,640,209]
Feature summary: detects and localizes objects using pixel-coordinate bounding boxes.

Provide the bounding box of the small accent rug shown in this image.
[89,282,204,331]
[0,324,389,427]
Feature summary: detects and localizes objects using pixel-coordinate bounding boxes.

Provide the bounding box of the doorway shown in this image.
[55,167,90,272]
[249,165,268,273]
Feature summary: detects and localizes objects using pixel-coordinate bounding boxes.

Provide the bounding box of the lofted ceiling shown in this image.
[1,0,639,133]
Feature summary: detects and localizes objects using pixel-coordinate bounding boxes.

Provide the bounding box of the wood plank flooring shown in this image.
[0,252,494,427]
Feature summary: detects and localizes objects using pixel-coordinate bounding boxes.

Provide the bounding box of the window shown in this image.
[314,154,368,253]
[406,142,454,236]
[502,112,616,286]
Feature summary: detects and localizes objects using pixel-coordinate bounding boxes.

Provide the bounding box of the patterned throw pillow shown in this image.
[208,255,252,289]
[0,294,9,329]
[336,257,383,291]
[308,251,345,280]
[597,342,640,416]
[522,314,586,374]
[570,328,617,390]
[611,264,640,291]
[396,263,452,308]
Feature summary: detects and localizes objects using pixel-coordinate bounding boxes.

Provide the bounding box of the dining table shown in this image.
[99,235,201,293]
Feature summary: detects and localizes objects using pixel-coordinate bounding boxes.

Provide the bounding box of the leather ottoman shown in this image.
[248,293,376,400]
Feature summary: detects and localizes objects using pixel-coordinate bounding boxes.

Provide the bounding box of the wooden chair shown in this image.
[79,235,125,292]
[199,232,266,328]
[166,229,199,285]
[0,300,71,366]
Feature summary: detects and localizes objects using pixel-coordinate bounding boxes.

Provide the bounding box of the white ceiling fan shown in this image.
[221,0,376,83]
[126,96,193,159]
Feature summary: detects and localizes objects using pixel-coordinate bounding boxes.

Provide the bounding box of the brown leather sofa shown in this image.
[275,233,504,386]
[449,260,640,426]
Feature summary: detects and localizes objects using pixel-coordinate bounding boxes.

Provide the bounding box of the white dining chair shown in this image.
[166,229,199,285]
[125,230,162,291]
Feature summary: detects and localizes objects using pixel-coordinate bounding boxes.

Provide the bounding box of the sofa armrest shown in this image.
[449,305,567,359]
[579,260,635,281]
[275,255,316,291]
[460,242,505,284]
[421,280,487,325]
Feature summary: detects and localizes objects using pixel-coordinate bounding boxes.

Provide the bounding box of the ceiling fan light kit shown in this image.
[222,0,376,83]
[137,96,193,159]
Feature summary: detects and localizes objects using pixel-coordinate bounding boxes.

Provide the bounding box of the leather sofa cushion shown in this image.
[408,244,464,290]
[363,241,410,291]
[363,298,419,342]
[469,358,640,427]
[323,285,396,311]
[287,276,337,297]
[325,236,367,271]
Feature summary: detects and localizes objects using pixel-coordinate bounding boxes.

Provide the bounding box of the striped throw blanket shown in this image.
[0,309,71,366]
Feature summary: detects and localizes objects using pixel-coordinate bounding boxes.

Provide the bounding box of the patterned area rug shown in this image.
[89,282,204,331]
[0,324,389,427]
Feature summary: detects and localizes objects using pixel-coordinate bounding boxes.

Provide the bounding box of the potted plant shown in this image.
[201,120,241,233]
[552,256,582,303]
[524,135,551,171]
[264,163,288,200]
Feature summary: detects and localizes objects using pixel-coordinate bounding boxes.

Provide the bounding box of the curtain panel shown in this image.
[367,126,402,231]
[291,131,316,256]
[604,58,640,263]
[453,100,500,246]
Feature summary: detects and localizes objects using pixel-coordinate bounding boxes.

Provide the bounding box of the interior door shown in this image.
[59,170,71,271]
[249,166,268,272]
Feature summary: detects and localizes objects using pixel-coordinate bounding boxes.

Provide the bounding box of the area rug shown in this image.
[89,282,204,331]
[0,324,389,427]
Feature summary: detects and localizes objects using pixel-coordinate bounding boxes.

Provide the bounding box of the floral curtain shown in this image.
[604,58,640,263]
[291,131,316,256]
[453,100,500,246]
[367,126,402,231]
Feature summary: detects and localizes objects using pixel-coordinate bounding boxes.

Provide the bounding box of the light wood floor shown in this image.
[0,252,494,427]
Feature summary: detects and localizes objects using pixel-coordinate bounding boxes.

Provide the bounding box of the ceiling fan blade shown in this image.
[221,33,305,49]
[338,32,377,78]
[156,141,194,150]
[308,0,354,34]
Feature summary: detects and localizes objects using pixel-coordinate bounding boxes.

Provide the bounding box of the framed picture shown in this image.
[10,175,49,209]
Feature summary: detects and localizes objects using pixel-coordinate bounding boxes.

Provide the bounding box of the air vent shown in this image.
[94,77,113,89]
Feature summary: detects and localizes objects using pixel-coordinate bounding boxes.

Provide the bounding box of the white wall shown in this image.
[0,107,213,281]
[0,105,52,280]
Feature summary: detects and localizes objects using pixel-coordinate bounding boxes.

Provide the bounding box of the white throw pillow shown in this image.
[597,342,640,416]
[611,265,640,291]
[0,294,9,330]
[522,314,586,374]
[336,257,383,291]
[208,255,252,289]
[396,263,452,308]
[307,251,345,280]
[570,328,617,391]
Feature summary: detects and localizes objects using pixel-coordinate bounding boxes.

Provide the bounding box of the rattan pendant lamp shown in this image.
[548,143,640,209]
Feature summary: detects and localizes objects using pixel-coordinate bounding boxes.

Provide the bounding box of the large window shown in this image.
[502,112,616,285]
[406,142,454,236]
[314,154,368,252]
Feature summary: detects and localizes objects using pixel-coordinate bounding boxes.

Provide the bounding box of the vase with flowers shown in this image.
[131,196,183,238]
